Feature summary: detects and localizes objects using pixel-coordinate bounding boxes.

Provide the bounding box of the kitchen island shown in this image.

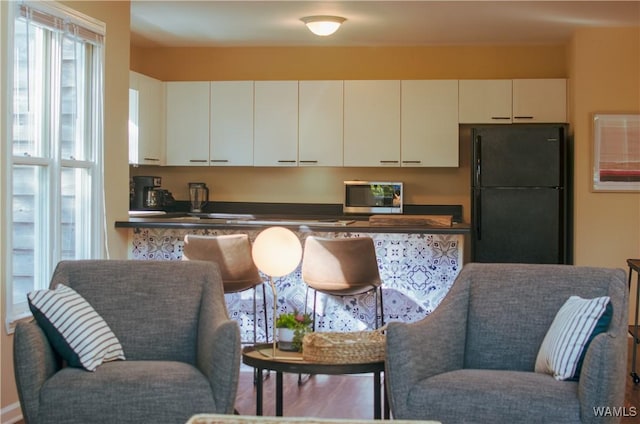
[116,211,469,341]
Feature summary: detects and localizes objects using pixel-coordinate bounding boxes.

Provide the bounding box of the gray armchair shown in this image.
[14,259,241,424]
[385,263,628,424]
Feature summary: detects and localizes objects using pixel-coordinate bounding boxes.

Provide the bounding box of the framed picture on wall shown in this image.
[593,113,640,191]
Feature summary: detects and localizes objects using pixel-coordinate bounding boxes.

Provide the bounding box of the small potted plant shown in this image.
[276,309,312,352]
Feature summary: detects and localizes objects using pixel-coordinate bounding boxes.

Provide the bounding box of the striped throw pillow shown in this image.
[28,284,125,371]
[535,295,611,381]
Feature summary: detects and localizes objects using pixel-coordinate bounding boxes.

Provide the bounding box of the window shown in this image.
[4,1,105,328]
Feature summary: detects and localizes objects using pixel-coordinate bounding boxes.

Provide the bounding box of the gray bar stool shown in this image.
[182,234,269,344]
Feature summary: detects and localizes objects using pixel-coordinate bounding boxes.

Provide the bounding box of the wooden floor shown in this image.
[235,335,640,422]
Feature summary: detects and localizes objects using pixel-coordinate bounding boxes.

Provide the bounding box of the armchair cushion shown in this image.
[37,361,215,424]
[28,284,125,371]
[535,295,611,380]
[408,369,581,423]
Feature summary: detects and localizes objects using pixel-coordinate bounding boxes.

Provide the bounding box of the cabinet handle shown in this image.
[210,159,229,163]
[380,160,399,164]
[402,160,422,164]
[189,159,208,163]
[490,117,511,120]
[277,160,297,163]
[300,160,318,164]
[143,157,160,162]
[514,116,534,119]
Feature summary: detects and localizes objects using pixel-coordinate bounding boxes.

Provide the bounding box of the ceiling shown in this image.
[130,1,640,48]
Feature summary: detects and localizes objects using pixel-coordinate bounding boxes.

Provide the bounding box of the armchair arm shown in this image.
[196,273,241,414]
[578,269,629,424]
[385,280,470,418]
[197,319,240,414]
[14,319,61,424]
[578,332,627,424]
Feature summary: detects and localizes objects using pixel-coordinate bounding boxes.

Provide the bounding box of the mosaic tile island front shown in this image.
[119,220,466,343]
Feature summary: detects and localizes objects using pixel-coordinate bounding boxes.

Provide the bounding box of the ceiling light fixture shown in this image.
[300,15,346,36]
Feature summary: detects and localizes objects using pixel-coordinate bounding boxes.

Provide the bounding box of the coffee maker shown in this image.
[130,176,174,211]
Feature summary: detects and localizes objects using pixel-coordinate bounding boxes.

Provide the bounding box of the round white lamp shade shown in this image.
[252,227,302,277]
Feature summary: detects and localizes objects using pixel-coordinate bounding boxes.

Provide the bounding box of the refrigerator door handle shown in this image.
[474,135,482,186]
[474,189,481,240]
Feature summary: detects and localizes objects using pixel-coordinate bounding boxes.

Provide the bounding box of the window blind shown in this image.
[20,3,104,45]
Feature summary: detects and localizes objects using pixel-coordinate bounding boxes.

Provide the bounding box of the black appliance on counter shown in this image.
[470,124,571,264]
[130,175,175,211]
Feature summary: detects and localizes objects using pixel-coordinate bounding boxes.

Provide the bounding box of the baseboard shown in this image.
[1,401,23,424]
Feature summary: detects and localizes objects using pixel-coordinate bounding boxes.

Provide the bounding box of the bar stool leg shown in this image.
[262,284,269,342]
[298,286,314,386]
[312,289,318,332]
[253,286,257,345]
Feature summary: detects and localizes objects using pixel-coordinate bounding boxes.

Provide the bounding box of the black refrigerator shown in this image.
[470,124,571,264]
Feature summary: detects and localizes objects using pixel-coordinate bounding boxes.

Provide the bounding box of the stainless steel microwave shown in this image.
[343,181,403,214]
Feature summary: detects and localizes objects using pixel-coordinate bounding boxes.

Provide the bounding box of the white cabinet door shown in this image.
[459,79,512,124]
[254,81,299,167]
[513,79,567,123]
[344,80,401,167]
[165,81,210,166]
[210,81,254,166]
[401,80,459,167]
[299,81,343,167]
[129,71,165,165]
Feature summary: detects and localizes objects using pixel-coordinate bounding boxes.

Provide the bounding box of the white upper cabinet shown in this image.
[129,71,165,165]
[401,80,459,167]
[298,81,344,167]
[458,79,513,124]
[165,81,210,166]
[159,78,567,168]
[344,80,401,167]
[254,81,299,167]
[459,79,567,124]
[512,79,567,123]
[210,81,254,166]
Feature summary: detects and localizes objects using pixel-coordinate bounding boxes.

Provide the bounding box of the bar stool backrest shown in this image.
[183,234,262,293]
[302,236,381,296]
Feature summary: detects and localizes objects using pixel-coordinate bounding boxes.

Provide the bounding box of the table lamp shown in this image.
[251,226,302,358]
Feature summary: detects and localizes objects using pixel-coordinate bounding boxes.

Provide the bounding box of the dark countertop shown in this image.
[115,212,470,235]
[117,202,470,234]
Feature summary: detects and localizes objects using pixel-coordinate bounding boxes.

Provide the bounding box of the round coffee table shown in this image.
[242,344,389,419]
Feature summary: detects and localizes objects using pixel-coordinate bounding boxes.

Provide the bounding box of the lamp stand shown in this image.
[269,276,278,358]
[257,276,303,361]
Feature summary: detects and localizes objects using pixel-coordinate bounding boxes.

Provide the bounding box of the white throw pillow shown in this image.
[535,295,611,381]
[28,284,125,371]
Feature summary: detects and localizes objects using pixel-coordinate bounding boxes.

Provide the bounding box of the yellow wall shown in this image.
[131,45,567,81]
[569,27,640,267]
[568,27,640,322]
[1,2,131,421]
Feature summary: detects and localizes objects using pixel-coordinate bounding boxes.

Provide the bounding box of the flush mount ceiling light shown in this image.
[300,15,346,36]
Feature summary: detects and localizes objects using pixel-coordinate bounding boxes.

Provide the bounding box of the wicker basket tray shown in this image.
[302,330,385,364]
